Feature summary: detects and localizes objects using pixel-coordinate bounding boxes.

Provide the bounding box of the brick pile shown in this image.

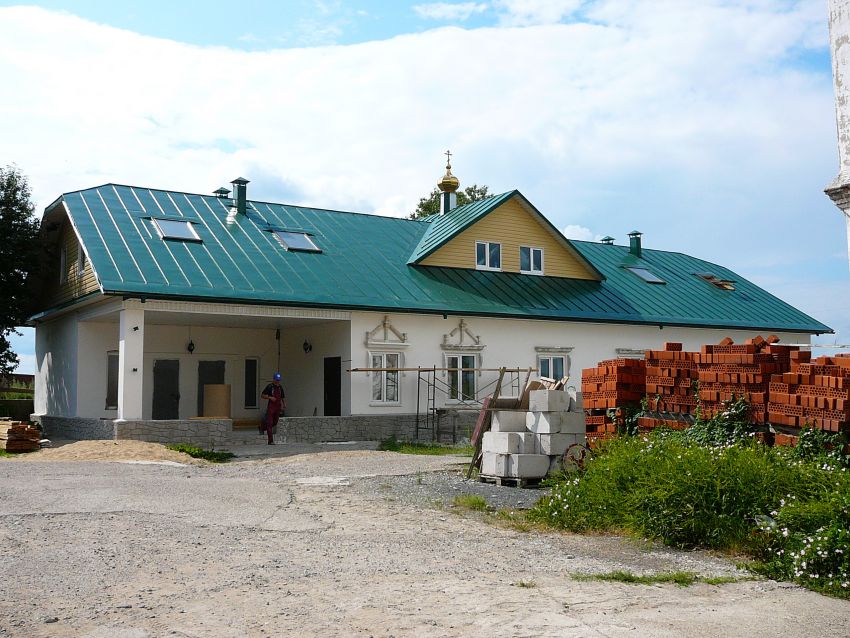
[644,342,698,417]
[581,358,645,443]
[768,353,850,433]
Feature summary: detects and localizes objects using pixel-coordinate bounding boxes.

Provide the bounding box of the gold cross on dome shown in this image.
[444,149,452,166]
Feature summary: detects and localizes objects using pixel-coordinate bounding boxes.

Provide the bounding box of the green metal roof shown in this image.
[41,183,831,334]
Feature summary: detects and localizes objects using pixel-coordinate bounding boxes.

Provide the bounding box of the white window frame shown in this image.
[59,245,68,284]
[475,240,502,271]
[77,243,87,277]
[369,351,402,406]
[520,246,544,275]
[537,354,567,380]
[445,353,478,402]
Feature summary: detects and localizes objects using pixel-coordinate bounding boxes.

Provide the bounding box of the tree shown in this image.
[410,184,491,219]
[0,166,40,377]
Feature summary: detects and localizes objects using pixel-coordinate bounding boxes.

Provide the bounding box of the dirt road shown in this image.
[1,446,848,637]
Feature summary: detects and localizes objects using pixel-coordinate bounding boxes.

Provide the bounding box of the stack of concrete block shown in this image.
[481,390,586,480]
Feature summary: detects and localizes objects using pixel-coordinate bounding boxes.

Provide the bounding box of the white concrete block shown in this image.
[482,431,533,454]
[529,389,570,413]
[548,456,564,474]
[526,411,563,434]
[559,412,586,435]
[508,453,550,479]
[482,452,510,477]
[535,433,577,456]
[491,410,528,432]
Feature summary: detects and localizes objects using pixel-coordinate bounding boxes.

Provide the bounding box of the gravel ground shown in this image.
[1,446,849,637]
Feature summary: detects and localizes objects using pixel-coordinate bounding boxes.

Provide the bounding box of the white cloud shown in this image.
[0,3,841,334]
[494,0,584,26]
[414,2,488,21]
[562,224,601,242]
[13,354,35,376]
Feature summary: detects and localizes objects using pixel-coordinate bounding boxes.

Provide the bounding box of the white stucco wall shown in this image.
[348,311,809,416]
[34,314,78,417]
[279,320,352,417]
[77,321,120,419]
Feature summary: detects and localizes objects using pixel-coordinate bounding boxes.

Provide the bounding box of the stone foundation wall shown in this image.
[115,419,231,448]
[32,415,115,440]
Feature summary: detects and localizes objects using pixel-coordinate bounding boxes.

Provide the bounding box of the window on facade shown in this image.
[447,354,476,401]
[520,246,543,274]
[371,352,400,403]
[538,355,566,380]
[106,351,119,410]
[274,231,321,252]
[244,358,258,408]
[77,243,87,277]
[59,245,68,284]
[626,266,665,284]
[475,241,501,270]
[697,273,736,290]
[153,218,201,241]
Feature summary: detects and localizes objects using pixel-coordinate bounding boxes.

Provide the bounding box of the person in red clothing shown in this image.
[260,372,286,445]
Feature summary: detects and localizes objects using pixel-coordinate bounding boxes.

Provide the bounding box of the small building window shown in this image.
[244,358,258,409]
[520,246,543,275]
[697,273,736,290]
[475,241,501,271]
[626,267,665,284]
[274,231,321,252]
[59,245,68,284]
[153,218,201,241]
[78,243,87,277]
[370,352,400,403]
[447,354,476,401]
[106,351,119,410]
[538,355,566,380]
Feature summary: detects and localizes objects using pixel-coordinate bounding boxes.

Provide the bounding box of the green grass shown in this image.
[529,417,850,599]
[378,437,474,456]
[452,494,488,511]
[514,580,537,588]
[571,570,743,587]
[0,449,11,457]
[165,444,234,463]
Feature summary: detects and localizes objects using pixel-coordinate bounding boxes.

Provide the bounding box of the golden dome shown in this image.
[437,151,460,193]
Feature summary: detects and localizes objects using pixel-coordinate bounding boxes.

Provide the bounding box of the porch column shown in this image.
[118,302,145,420]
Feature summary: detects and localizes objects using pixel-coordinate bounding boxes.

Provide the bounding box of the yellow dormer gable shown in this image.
[419,196,598,280]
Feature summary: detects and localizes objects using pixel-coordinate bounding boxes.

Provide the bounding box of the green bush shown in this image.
[528,412,850,598]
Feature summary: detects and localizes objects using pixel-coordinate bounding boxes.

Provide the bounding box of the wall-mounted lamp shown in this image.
[302,339,312,354]
[187,340,195,354]
[132,326,139,332]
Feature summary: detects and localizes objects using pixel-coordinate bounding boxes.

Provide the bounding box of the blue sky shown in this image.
[1,0,847,373]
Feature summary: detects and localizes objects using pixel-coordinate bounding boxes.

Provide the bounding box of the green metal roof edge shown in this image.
[407,190,517,264]
[99,287,831,334]
[27,289,104,324]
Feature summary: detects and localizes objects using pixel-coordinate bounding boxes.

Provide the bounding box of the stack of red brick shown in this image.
[768,353,850,432]
[581,358,646,440]
[643,342,698,420]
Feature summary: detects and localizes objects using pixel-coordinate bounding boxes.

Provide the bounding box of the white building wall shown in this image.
[142,324,278,421]
[279,320,352,417]
[34,314,78,417]
[77,321,120,419]
[348,311,809,415]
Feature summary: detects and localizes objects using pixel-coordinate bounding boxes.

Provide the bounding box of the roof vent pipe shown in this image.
[213,187,230,199]
[628,230,642,258]
[231,177,249,214]
[600,236,615,245]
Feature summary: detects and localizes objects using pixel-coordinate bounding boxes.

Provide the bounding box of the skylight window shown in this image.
[697,273,736,290]
[626,267,665,284]
[153,218,200,241]
[274,230,320,252]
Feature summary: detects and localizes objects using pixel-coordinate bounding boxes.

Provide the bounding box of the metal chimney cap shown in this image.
[231,177,250,185]
[627,230,643,237]
[213,187,231,197]
[600,235,615,244]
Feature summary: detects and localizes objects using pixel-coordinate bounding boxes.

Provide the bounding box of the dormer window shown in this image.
[697,273,735,290]
[520,246,543,275]
[153,218,201,241]
[475,241,501,271]
[274,231,321,253]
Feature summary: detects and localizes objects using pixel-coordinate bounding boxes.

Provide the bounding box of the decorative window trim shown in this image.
[444,352,478,402]
[520,246,544,275]
[365,315,409,350]
[475,240,502,271]
[441,318,485,356]
[534,346,574,354]
[368,351,402,405]
[615,347,645,357]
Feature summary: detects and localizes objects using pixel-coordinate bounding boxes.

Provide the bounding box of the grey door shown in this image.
[152,359,180,420]
[324,356,342,417]
[197,360,226,416]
